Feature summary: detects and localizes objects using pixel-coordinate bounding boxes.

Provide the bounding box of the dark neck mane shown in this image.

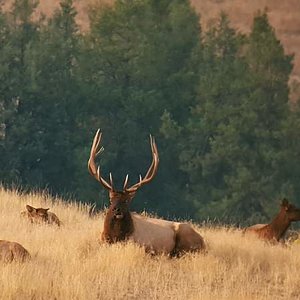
[102,211,134,243]
[266,210,291,241]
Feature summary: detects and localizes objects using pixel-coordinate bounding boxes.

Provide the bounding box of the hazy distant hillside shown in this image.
[3,0,300,96]
[190,0,300,99]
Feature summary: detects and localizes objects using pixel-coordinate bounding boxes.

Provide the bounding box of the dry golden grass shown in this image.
[1,187,300,299]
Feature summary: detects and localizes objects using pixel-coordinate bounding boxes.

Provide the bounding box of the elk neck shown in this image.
[102,209,134,243]
[267,209,291,241]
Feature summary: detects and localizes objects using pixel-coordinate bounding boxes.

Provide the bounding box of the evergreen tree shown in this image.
[0,2,297,224]
[22,0,81,193]
[277,105,300,204]
[80,0,201,216]
[0,0,40,184]
[2,0,82,194]
[167,12,293,223]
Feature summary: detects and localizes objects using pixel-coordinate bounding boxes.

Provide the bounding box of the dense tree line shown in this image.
[0,0,299,224]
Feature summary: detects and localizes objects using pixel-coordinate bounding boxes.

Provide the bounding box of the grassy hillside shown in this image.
[1,187,300,299]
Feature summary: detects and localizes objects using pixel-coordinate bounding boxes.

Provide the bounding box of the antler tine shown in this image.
[109,172,114,189]
[123,174,129,190]
[97,167,112,190]
[88,129,113,190]
[144,135,155,178]
[143,135,159,179]
[126,135,159,192]
[96,146,104,156]
[88,129,100,176]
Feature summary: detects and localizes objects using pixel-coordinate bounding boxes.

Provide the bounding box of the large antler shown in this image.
[88,129,114,190]
[88,129,159,193]
[124,135,159,193]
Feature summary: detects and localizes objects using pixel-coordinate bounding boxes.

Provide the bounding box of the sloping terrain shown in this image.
[190,0,300,99]
[1,187,300,299]
[3,0,300,98]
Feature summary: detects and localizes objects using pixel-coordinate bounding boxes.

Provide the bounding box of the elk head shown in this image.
[281,198,300,222]
[88,129,159,221]
[26,205,50,223]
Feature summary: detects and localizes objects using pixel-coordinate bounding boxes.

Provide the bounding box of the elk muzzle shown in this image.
[113,207,124,219]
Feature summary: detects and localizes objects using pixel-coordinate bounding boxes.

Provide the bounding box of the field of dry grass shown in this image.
[1,187,300,300]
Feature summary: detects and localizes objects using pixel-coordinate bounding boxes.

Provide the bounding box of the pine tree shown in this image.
[80,0,201,216]
[2,0,82,194]
[21,0,81,193]
[171,12,293,223]
[0,0,40,184]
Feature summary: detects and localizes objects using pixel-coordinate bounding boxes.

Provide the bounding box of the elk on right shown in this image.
[245,198,300,243]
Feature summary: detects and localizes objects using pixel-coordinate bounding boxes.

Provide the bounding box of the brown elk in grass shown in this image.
[0,240,31,263]
[21,205,61,226]
[88,129,205,256]
[245,199,300,243]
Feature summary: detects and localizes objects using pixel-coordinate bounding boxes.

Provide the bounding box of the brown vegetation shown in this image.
[245,198,300,242]
[88,129,205,255]
[21,204,61,226]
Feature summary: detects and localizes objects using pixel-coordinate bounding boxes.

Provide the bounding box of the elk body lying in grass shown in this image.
[21,205,61,226]
[0,240,30,263]
[245,199,300,243]
[88,129,205,256]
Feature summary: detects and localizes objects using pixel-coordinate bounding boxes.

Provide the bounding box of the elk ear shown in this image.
[127,191,136,202]
[46,208,50,211]
[281,198,289,209]
[26,205,35,213]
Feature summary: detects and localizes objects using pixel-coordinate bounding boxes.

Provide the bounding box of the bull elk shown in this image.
[88,129,205,256]
[245,198,300,243]
[21,205,61,226]
[0,240,31,263]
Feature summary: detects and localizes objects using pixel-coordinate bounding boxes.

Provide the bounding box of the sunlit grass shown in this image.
[1,187,300,299]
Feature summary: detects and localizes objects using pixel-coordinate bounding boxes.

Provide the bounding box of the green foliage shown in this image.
[0,0,40,182]
[0,3,298,223]
[168,12,294,223]
[1,0,82,194]
[78,0,200,215]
